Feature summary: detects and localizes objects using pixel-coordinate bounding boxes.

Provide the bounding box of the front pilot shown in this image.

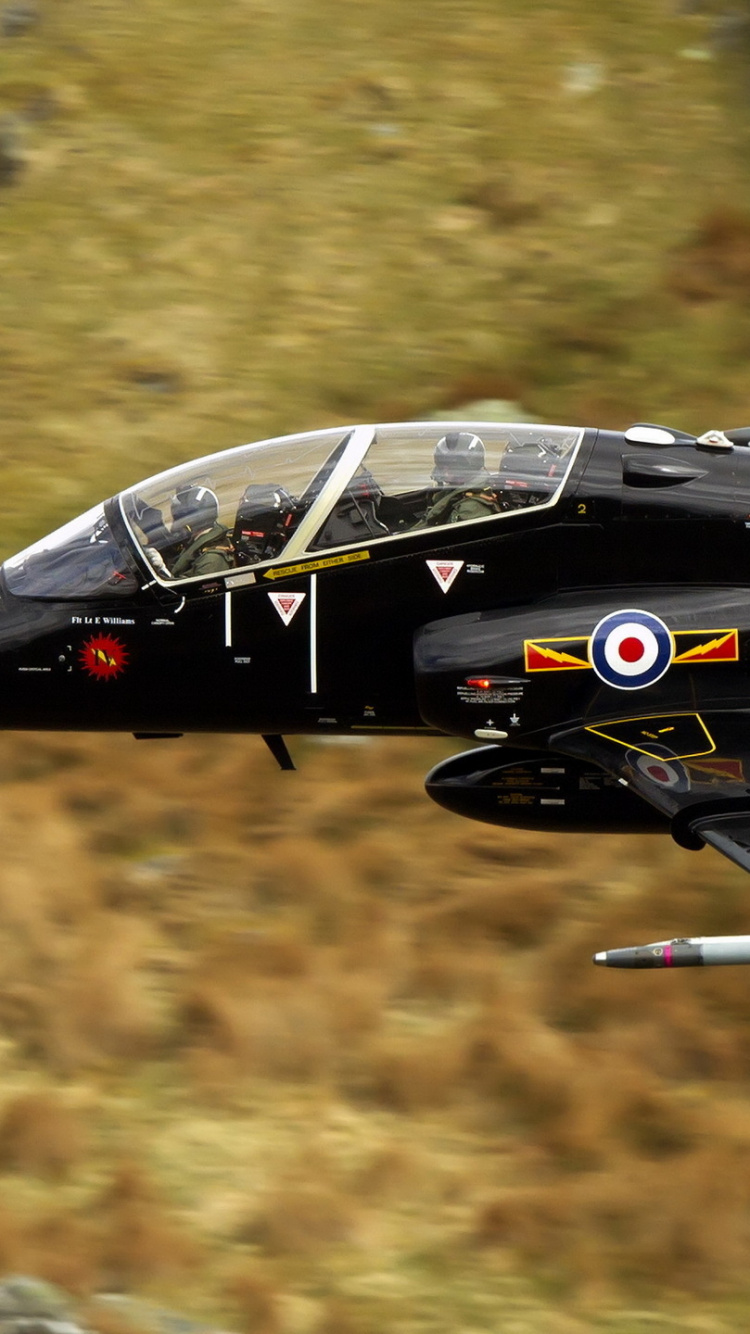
[168,486,234,577]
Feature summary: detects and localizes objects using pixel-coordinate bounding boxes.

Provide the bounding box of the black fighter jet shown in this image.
[6,417,750,881]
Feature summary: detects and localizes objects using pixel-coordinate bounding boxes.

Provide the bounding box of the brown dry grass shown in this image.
[0,733,745,1328]
[667,207,750,302]
[91,1161,202,1290]
[224,1268,283,1334]
[0,1090,88,1179]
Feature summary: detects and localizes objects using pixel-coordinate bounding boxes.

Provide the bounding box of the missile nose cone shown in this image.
[591,946,662,967]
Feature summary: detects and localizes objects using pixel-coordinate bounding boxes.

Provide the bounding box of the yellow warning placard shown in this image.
[263,550,371,581]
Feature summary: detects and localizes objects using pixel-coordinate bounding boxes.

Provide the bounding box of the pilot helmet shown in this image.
[171,485,220,535]
[432,432,485,485]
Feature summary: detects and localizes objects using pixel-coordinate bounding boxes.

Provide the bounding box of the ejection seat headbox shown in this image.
[233,483,298,565]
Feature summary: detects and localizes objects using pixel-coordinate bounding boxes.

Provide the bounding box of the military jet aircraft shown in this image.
[6,416,750,880]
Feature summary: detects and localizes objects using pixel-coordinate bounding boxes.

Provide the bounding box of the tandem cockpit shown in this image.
[3,422,584,599]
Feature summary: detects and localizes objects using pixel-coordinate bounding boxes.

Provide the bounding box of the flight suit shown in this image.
[170,523,234,577]
[415,485,502,528]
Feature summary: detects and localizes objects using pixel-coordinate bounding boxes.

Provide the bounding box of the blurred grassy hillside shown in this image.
[3,0,750,544]
[3,731,750,1334]
[0,731,741,1334]
[5,0,750,1330]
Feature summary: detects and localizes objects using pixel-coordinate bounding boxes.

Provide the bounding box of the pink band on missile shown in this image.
[663,945,673,967]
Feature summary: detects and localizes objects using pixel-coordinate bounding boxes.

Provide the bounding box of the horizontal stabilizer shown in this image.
[552,712,750,876]
[689,811,750,875]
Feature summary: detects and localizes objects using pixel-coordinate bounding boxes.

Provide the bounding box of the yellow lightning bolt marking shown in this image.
[525,641,589,668]
[673,630,736,662]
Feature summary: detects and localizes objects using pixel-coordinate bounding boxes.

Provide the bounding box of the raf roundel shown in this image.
[589,609,674,690]
[630,747,691,794]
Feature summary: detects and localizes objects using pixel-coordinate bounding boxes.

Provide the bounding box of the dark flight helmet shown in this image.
[170,485,220,535]
[432,432,486,485]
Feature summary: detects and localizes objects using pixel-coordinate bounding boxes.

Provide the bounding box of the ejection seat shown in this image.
[233,483,298,565]
[494,438,561,509]
[310,467,390,549]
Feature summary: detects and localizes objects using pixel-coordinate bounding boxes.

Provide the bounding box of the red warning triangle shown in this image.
[426,559,463,592]
[268,591,306,626]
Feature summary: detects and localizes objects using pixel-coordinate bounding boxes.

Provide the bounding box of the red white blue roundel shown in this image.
[626,746,691,794]
[589,609,674,690]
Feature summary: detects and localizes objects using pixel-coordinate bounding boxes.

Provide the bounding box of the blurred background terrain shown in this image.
[4,0,750,1330]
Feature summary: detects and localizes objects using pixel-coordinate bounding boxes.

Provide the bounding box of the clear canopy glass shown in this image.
[3,423,585,598]
[119,422,583,584]
[3,503,138,601]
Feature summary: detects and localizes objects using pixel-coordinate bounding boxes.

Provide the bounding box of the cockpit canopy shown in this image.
[3,503,139,602]
[121,421,583,585]
[4,422,583,599]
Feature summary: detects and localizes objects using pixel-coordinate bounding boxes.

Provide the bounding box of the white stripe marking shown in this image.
[225,590,232,647]
[310,573,318,693]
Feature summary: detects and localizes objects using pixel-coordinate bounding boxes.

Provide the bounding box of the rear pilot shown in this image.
[416,432,503,526]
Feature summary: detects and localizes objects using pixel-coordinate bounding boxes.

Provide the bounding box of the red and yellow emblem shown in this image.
[524,638,589,672]
[672,629,739,664]
[525,628,739,672]
[79,633,129,680]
